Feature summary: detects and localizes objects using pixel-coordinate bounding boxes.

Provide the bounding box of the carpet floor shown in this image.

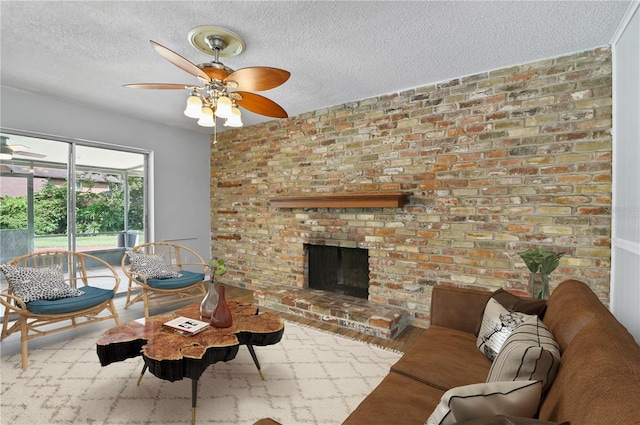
[1,320,401,425]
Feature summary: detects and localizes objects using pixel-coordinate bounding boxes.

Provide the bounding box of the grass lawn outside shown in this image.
[35,233,144,249]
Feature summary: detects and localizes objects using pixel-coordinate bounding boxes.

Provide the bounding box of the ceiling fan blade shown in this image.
[123,83,196,90]
[12,151,46,158]
[6,143,28,151]
[199,66,231,81]
[149,40,211,81]
[226,67,290,91]
[235,91,288,118]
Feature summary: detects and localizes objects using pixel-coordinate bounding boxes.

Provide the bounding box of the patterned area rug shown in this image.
[1,321,401,424]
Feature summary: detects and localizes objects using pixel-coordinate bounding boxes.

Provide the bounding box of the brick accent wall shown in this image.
[211,47,612,328]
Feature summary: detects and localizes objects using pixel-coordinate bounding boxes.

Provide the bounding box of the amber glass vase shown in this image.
[210,285,233,328]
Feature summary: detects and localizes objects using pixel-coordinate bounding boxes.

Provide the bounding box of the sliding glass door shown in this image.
[73,144,146,254]
[1,131,148,290]
[0,173,34,263]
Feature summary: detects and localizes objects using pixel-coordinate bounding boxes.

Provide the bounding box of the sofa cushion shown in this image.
[542,279,602,352]
[487,316,561,393]
[477,298,536,360]
[26,286,114,314]
[126,251,182,279]
[430,285,492,335]
[539,315,640,424]
[475,288,547,336]
[0,264,84,302]
[145,270,205,289]
[391,325,492,391]
[342,371,445,425]
[425,380,542,425]
[252,420,282,425]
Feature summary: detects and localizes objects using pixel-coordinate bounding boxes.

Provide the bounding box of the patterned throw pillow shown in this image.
[475,288,547,336]
[477,298,536,360]
[487,316,561,393]
[126,251,181,279]
[425,380,543,425]
[0,264,84,302]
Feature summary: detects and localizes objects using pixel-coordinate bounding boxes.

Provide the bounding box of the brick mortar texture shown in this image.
[211,47,612,328]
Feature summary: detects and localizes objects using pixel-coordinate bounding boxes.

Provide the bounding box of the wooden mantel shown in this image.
[269,192,409,208]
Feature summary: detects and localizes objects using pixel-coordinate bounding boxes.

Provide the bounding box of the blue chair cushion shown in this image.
[26,286,115,315]
[144,271,205,290]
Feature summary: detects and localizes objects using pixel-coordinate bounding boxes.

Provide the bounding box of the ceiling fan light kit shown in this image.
[214,95,233,119]
[197,107,216,127]
[225,106,243,127]
[184,92,203,118]
[124,26,290,129]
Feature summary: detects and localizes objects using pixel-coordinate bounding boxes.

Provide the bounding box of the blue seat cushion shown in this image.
[27,286,115,315]
[143,271,205,290]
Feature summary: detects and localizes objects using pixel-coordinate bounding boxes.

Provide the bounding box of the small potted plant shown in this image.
[518,249,565,299]
[208,258,227,280]
[200,259,226,319]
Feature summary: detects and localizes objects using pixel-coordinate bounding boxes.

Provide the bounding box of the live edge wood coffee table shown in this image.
[96,301,284,424]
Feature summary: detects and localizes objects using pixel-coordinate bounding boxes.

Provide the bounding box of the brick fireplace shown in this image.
[211,47,613,334]
[252,193,413,339]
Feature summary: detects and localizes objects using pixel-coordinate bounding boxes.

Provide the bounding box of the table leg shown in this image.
[137,363,147,386]
[246,344,265,380]
[191,378,198,425]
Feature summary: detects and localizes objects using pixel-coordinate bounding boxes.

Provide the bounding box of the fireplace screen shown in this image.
[306,244,369,299]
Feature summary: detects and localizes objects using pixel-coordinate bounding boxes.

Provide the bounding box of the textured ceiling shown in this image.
[0,1,632,134]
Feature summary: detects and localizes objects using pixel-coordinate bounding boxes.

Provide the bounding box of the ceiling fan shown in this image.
[124,26,290,128]
[0,136,46,160]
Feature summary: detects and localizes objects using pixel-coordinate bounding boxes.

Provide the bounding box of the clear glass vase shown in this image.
[529,272,550,299]
[200,277,219,319]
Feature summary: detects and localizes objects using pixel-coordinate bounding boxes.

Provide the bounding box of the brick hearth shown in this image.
[254,286,409,339]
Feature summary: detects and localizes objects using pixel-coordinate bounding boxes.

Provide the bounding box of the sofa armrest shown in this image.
[430,285,491,334]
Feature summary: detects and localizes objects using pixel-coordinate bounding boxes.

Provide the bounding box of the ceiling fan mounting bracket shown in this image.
[188,26,245,58]
[205,35,227,52]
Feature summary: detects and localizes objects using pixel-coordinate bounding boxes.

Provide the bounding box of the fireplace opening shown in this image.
[305,244,369,299]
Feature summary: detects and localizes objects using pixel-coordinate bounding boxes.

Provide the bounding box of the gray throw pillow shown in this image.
[0,264,84,302]
[425,381,543,425]
[487,316,561,393]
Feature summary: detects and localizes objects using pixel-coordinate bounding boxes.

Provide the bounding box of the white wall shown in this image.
[0,86,212,262]
[611,2,640,344]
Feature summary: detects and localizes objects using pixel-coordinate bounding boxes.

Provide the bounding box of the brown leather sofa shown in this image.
[256,279,640,424]
[342,279,640,424]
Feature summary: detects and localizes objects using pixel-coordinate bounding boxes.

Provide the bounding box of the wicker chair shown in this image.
[0,250,121,369]
[122,242,207,318]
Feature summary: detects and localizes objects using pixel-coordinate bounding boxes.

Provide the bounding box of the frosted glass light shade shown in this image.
[215,95,233,119]
[184,94,203,118]
[224,106,243,127]
[197,107,216,127]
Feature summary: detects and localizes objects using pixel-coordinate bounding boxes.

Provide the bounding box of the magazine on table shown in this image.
[163,316,210,336]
